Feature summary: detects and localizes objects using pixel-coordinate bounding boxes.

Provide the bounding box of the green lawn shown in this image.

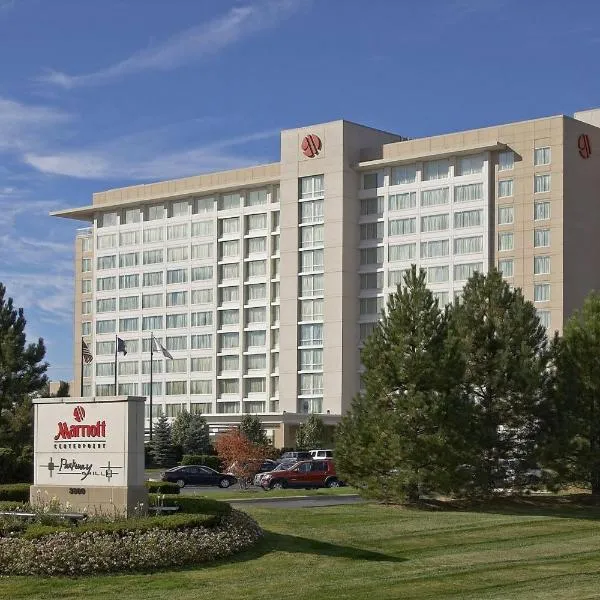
[183,485,358,501]
[2,496,600,600]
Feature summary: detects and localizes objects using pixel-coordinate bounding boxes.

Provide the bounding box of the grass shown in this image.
[1,495,600,600]
[184,485,358,501]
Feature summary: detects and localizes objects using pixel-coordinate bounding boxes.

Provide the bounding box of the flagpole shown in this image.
[149,332,154,441]
[114,334,118,395]
[80,337,84,397]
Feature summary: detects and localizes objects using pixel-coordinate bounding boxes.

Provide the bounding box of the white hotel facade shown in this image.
[53,111,600,447]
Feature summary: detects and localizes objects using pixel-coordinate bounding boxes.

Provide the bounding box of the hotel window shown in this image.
[119,296,139,311]
[534,228,550,248]
[534,201,551,221]
[497,206,513,227]
[534,174,551,194]
[217,402,240,414]
[191,220,213,237]
[142,359,163,374]
[247,354,266,371]
[359,322,377,342]
[421,239,449,258]
[191,334,212,349]
[498,259,514,277]
[191,311,212,327]
[300,224,324,248]
[97,298,116,313]
[220,332,239,350]
[247,237,267,255]
[191,243,213,260]
[272,281,280,301]
[247,260,266,278]
[82,364,92,378]
[457,154,483,176]
[246,189,267,207]
[143,227,163,243]
[145,205,164,221]
[300,199,324,224]
[219,379,239,395]
[454,183,483,203]
[423,159,449,181]
[166,269,187,285]
[273,186,280,203]
[389,243,416,262]
[220,240,239,258]
[498,232,514,252]
[247,283,267,301]
[360,197,384,217]
[272,211,280,230]
[221,217,240,236]
[299,348,323,370]
[454,209,483,229]
[300,249,324,272]
[498,150,514,171]
[271,258,280,278]
[81,237,92,252]
[453,236,483,255]
[537,310,551,329]
[272,305,280,325]
[166,314,187,329]
[143,271,163,287]
[119,231,139,246]
[299,373,323,395]
[193,196,215,214]
[97,255,116,270]
[96,384,116,397]
[96,363,115,377]
[220,263,239,281]
[81,301,92,315]
[300,274,324,296]
[421,187,449,207]
[390,164,417,185]
[96,277,117,292]
[190,380,212,395]
[97,234,117,250]
[534,284,550,302]
[191,288,213,304]
[143,249,163,265]
[272,234,280,254]
[428,265,449,284]
[166,335,187,351]
[96,341,115,355]
[247,330,266,349]
[142,315,163,330]
[82,322,92,336]
[388,269,406,287]
[389,217,416,236]
[82,279,92,294]
[498,179,513,198]
[433,291,449,305]
[388,192,416,211]
[82,258,92,272]
[362,171,382,190]
[191,266,213,282]
[421,214,449,233]
[534,256,551,275]
[191,357,212,372]
[165,381,187,395]
[167,223,188,241]
[247,213,268,232]
[119,274,139,289]
[247,306,266,324]
[300,298,324,321]
[360,272,384,290]
[141,382,163,396]
[454,262,483,281]
[220,286,239,303]
[119,252,139,268]
[142,293,162,309]
[118,383,138,396]
[534,147,551,166]
[98,212,117,228]
[220,309,239,326]
[190,402,212,414]
[169,200,188,218]
[167,246,189,262]
[359,297,383,315]
[219,193,241,211]
[119,317,139,332]
[360,247,383,266]
[123,208,140,224]
[124,339,139,354]
[299,323,323,346]
[220,355,239,372]
[96,319,116,334]
[300,175,324,199]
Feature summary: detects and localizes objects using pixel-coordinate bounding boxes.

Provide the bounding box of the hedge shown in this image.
[180,455,223,470]
[145,481,180,494]
[149,494,231,516]
[0,484,30,503]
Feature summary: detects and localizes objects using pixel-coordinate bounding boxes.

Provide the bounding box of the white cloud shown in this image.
[39,0,303,88]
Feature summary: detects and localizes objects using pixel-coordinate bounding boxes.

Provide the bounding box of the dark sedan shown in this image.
[161,465,237,488]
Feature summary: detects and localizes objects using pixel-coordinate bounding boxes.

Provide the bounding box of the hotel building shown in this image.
[52,109,600,447]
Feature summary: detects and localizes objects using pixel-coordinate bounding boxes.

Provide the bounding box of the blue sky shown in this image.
[0,0,599,382]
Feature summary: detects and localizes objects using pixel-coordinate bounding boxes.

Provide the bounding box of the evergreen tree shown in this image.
[449,269,550,496]
[296,414,327,450]
[0,283,47,483]
[149,414,177,467]
[172,410,210,455]
[240,414,268,446]
[53,381,70,397]
[336,266,463,502]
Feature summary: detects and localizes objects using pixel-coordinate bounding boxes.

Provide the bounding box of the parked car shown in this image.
[280,450,313,462]
[227,459,277,477]
[310,449,334,459]
[161,465,237,488]
[253,459,298,486]
[261,459,341,490]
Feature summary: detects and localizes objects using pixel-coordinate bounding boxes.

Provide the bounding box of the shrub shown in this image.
[149,494,231,516]
[0,483,30,503]
[180,454,223,470]
[145,481,180,494]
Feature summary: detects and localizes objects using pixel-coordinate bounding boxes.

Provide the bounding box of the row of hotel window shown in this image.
[362,149,550,189]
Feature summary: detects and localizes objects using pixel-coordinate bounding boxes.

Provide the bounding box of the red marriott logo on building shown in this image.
[54,406,106,440]
[301,134,322,158]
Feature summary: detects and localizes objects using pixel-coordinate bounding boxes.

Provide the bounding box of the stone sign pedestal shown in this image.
[30,396,147,516]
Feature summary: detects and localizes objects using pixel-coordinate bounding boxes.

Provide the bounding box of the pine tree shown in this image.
[296,414,327,450]
[149,414,177,467]
[240,414,268,446]
[172,410,211,455]
[336,266,462,502]
[449,269,550,496]
[0,283,47,483]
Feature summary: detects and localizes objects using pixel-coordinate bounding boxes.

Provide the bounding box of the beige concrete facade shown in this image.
[52,112,600,448]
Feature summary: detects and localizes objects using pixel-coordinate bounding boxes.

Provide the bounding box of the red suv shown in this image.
[260,459,341,490]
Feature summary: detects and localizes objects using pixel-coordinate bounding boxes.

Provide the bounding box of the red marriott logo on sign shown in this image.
[301,134,322,158]
[54,406,106,440]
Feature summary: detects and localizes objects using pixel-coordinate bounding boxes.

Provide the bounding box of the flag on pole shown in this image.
[154,337,173,359]
[82,340,94,364]
[116,337,128,356]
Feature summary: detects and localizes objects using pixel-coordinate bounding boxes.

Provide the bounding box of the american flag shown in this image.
[82,340,94,364]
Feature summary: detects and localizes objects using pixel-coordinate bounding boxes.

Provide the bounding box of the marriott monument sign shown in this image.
[30,396,147,515]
